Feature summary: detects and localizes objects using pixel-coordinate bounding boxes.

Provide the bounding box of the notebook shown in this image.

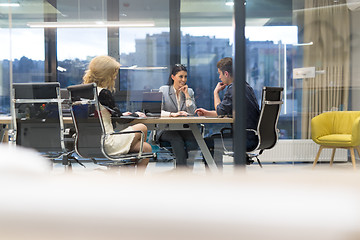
[141,92,162,117]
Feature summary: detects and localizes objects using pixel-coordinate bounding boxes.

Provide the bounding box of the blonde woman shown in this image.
[83,55,152,171]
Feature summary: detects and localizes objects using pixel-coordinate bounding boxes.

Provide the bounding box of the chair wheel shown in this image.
[246,158,254,165]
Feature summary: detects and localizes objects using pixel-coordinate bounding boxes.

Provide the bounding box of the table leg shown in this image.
[189,124,218,173]
[0,124,6,142]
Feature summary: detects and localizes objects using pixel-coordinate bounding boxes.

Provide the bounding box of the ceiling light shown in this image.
[225,0,234,6]
[27,21,155,28]
[0,3,20,7]
[121,66,168,70]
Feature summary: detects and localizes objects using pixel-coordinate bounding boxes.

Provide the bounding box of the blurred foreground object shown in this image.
[1,153,360,240]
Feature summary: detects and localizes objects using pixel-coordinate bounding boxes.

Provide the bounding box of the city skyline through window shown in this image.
[0,26,297,61]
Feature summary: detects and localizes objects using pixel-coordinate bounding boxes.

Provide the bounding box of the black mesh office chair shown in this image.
[67,83,155,168]
[11,82,75,166]
[219,86,283,167]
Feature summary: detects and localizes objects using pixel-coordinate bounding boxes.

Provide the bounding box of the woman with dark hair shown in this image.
[155,64,198,167]
[159,64,196,117]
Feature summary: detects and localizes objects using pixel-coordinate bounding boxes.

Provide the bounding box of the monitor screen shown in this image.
[141,92,162,115]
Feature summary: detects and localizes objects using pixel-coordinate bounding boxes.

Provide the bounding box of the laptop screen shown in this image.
[141,92,162,116]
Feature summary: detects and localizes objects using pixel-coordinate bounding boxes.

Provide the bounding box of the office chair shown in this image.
[67,83,155,168]
[219,86,283,167]
[11,82,76,167]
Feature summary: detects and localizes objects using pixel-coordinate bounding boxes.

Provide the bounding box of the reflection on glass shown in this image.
[119,28,170,92]
[180,0,234,137]
[0,29,44,114]
[246,26,298,139]
[117,24,170,112]
[57,28,107,88]
[181,27,233,111]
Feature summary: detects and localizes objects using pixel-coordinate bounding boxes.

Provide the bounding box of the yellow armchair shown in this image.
[311,111,360,169]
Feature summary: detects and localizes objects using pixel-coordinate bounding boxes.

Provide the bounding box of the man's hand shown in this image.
[195,108,217,117]
[214,82,227,110]
[195,108,206,116]
[214,82,227,94]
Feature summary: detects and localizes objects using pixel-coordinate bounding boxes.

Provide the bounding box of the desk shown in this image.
[0,116,233,172]
[0,116,74,143]
[132,117,233,173]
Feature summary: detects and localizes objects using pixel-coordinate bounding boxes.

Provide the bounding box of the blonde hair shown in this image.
[82,55,120,91]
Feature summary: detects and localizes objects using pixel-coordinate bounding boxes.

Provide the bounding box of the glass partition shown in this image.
[0,28,11,114]
[245,0,358,163]
[180,1,234,138]
[117,0,169,112]
[0,1,45,114]
[2,0,359,164]
[57,28,107,88]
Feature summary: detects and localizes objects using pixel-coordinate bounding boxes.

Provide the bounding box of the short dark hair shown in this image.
[216,57,232,77]
[167,64,187,85]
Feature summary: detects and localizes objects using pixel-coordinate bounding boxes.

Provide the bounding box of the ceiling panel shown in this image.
[0,0,293,28]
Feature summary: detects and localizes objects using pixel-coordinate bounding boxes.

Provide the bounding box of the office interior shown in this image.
[2,0,360,239]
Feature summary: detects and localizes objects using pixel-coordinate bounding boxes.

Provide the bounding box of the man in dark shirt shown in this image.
[195,57,260,152]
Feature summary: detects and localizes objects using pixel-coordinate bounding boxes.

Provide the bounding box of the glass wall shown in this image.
[116,0,169,112]
[0,27,11,114]
[243,0,360,162]
[2,0,360,162]
[245,1,294,140]
[180,1,234,136]
[0,1,45,114]
[57,28,107,88]
[56,0,171,112]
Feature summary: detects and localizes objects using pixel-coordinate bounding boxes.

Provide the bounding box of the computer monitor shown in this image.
[141,92,162,117]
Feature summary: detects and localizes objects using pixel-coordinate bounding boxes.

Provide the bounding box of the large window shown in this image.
[2,0,360,162]
[245,26,299,139]
[0,28,44,114]
[119,27,169,92]
[180,1,234,136]
[57,28,107,88]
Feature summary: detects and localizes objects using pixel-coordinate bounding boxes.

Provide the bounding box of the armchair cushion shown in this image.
[317,134,352,146]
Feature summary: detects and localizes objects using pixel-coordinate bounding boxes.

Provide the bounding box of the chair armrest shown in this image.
[352,116,360,146]
[311,112,333,141]
[218,127,233,154]
[220,127,232,136]
[246,128,257,135]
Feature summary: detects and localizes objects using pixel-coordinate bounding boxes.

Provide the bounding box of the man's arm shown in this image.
[214,82,227,109]
[195,108,217,117]
[216,84,233,116]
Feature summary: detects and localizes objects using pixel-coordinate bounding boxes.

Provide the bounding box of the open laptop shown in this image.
[141,92,162,117]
